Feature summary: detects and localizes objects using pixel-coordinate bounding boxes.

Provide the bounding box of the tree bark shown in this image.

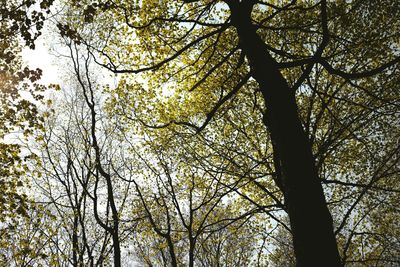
[228,2,342,266]
[72,215,79,267]
[166,236,178,267]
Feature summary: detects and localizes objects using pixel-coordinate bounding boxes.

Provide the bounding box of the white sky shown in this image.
[21,30,120,91]
[21,38,59,85]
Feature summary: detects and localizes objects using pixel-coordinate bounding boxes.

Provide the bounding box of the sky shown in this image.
[21,38,59,85]
[20,29,120,92]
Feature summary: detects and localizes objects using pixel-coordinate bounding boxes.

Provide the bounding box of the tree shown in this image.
[31,41,143,266]
[0,0,53,49]
[36,86,115,266]
[33,33,278,266]
[1,0,55,263]
[123,130,272,267]
[56,0,399,265]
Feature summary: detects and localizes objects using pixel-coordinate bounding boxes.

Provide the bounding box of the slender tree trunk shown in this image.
[81,61,122,267]
[188,236,195,267]
[111,227,121,267]
[72,215,79,267]
[166,237,178,267]
[228,2,342,266]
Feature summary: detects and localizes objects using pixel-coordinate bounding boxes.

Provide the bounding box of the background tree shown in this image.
[32,32,280,265]
[1,0,55,263]
[31,41,144,266]
[123,129,272,267]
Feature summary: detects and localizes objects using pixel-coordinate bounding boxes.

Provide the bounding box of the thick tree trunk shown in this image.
[229,3,342,266]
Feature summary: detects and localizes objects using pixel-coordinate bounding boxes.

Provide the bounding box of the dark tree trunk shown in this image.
[111,227,121,267]
[167,237,178,267]
[188,236,195,267]
[103,169,122,267]
[228,2,342,266]
[72,216,79,267]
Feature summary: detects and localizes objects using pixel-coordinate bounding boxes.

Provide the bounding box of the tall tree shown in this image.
[56,0,399,265]
[1,0,55,263]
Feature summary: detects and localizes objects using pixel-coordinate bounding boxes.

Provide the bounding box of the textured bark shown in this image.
[228,2,342,266]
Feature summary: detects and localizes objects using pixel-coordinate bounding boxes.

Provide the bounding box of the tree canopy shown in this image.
[1,0,399,266]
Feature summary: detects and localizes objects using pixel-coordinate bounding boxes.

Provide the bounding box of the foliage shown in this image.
[0,0,53,263]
